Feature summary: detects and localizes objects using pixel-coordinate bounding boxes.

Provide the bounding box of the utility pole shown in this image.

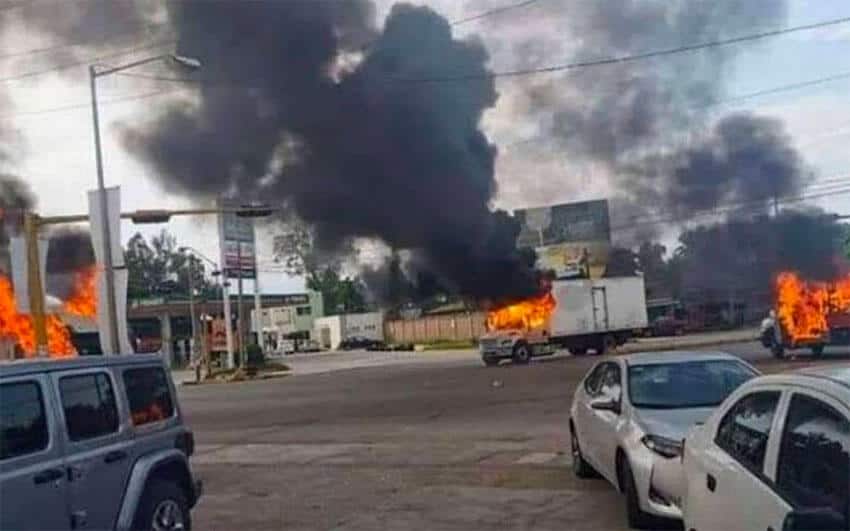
[187,256,198,364]
[89,65,121,355]
[23,213,48,356]
[253,218,262,350]
[237,241,246,367]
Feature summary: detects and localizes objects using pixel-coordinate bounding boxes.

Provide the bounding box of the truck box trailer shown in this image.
[479,276,648,365]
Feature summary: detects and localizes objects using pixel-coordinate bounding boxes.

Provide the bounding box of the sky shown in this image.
[6,0,850,296]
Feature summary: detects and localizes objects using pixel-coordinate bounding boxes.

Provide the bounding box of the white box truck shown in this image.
[479,276,648,366]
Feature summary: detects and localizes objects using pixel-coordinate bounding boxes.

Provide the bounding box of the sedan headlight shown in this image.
[641,434,684,459]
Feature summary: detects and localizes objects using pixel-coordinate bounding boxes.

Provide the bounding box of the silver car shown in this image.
[569,351,758,529]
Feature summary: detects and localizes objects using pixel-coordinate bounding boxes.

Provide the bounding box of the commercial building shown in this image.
[251,291,324,352]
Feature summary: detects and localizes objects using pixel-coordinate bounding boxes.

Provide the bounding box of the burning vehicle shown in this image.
[479,276,648,365]
[760,271,850,358]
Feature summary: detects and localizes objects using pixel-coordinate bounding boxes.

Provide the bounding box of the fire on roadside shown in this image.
[486,290,557,332]
[0,266,98,358]
[775,271,850,343]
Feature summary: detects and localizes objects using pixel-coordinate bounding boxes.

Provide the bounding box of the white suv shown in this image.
[681,366,849,531]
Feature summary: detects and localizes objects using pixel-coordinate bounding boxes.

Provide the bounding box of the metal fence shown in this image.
[385,311,488,344]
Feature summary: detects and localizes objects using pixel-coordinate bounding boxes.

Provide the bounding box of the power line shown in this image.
[0,87,181,118]
[612,180,850,232]
[0,38,175,83]
[395,15,850,83]
[0,23,171,61]
[451,0,544,26]
[501,69,850,151]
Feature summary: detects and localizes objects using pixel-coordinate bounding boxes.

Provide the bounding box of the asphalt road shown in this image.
[180,341,850,530]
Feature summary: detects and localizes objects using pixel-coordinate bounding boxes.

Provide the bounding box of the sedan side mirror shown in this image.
[783,508,847,531]
[591,398,621,414]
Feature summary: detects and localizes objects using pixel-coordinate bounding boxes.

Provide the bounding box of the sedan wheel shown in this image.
[570,425,596,478]
[620,457,654,530]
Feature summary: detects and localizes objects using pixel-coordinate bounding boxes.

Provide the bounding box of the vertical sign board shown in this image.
[515,199,611,279]
[218,200,257,279]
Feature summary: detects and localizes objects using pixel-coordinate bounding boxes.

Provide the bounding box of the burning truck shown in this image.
[761,271,850,358]
[479,276,648,366]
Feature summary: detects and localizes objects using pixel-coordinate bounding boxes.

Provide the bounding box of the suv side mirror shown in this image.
[783,508,847,531]
[591,397,621,414]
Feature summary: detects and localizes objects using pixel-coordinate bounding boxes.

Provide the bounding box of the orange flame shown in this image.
[776,272,850,343]
[486,291,556,331]
[0,276,76,357]
[63,266,97,318]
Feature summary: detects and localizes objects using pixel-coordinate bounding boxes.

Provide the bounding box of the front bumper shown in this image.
[480,346,514,359]
[190,478,203,508]
[628,445,684,520]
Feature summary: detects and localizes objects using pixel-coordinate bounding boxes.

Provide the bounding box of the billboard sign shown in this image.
[515,199,611,279]
[218,199,257,279]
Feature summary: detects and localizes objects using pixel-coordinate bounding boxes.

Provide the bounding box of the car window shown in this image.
[59,372,120,442]
[777,394,849,520]
[584,363,607,396]
[123,367,175,426]
[715,391,780,474]
[599,363,622,400]
[629,360,757,409]
[0,381,49,460]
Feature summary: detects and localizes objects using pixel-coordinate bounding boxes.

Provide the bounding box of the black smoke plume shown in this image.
[0,174,34,274]
[117,2,540,302]
[46,228,95,300]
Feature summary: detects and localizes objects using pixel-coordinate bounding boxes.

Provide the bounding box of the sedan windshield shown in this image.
[628,360,757,409]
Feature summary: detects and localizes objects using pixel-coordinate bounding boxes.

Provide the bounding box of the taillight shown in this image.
[175,430,195,457]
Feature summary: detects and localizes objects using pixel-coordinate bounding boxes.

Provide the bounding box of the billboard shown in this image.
[218,199,257,279]
[515,199,611,279]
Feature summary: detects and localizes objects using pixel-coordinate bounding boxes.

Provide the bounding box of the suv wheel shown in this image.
[512,343,531,364]
[619,457,653,530]
[134,480,191,531]
[771,343,785,359]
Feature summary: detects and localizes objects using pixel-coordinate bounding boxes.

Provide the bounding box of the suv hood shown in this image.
[633,406,716,440]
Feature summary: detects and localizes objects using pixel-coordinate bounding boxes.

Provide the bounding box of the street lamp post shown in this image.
[89,54,201,354]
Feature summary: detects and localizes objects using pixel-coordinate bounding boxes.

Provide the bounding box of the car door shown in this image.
[584,362,624,483]
[573,362,606,466]
[52,369,134,530]
[773,390,849,531]
[685,388,791,531]
[0,374,70,531]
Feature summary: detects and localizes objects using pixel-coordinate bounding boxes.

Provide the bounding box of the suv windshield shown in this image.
[629,360,757,409]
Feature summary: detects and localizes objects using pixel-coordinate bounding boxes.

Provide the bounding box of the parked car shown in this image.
[0,355,202,531]
[569,351,758,529]
[680,366,850,531]
[338,336,384,351]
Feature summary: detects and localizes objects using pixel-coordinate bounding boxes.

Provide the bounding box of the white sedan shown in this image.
[569,351,758,529]
[681,366,850,531]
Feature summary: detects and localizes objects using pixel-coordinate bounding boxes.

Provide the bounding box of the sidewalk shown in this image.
[622,327,758,353]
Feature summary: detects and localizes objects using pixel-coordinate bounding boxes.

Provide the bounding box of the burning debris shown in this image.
[775,271,850,344]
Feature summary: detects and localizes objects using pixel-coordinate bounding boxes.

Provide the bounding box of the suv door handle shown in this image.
[33,468,63,485]
[104,450,128,464]
[706,473,717,492]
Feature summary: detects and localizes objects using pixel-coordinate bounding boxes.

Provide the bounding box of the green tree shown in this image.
[125,230,219,302]
[306,266,366,315]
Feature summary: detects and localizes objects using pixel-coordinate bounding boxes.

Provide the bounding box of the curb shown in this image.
[620,334,758,354]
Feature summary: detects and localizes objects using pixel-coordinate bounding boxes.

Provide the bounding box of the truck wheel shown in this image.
[811,345,825,357]
[595,335,616,356]
[512,343,531,364]
[483,356,500,367]
[133,480,192,531]
[771,343,785,359]
[570,347,588,356]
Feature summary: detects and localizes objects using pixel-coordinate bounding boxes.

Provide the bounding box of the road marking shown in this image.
[514,452,559,465]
